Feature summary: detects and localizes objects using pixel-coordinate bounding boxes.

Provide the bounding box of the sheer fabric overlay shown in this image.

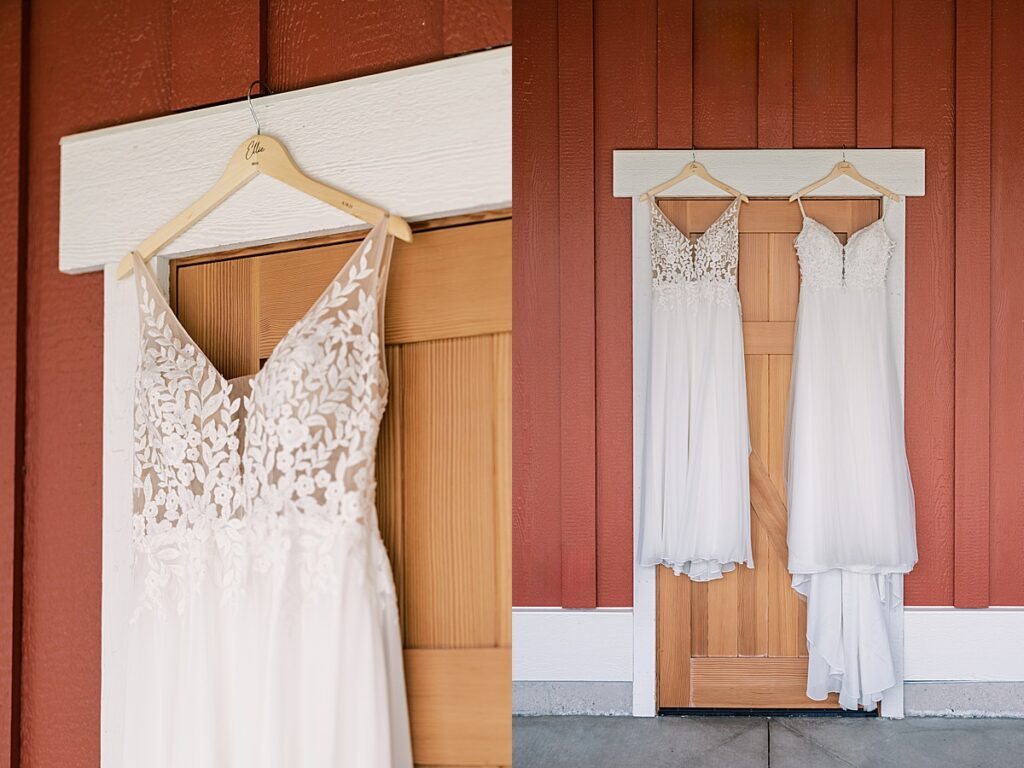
[786,203,918,710]
[123,216,413,767]
[639,198,753,581]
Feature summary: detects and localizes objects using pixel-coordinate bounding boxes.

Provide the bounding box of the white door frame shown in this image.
[58,47,511,766]
[613,148,926,718]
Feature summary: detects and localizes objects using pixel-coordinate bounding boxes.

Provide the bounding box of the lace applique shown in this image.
[796,218,893,291]
[650,198,740,307]
[132,228,398,619]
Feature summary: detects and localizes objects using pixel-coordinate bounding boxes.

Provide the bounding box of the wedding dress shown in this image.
[123,217,413,767]
[786,198,918,710]
[638,198,753,581]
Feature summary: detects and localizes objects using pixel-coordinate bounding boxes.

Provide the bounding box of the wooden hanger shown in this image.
[788,152,900,203]
[117,82,412,280]
[639,153,750,203]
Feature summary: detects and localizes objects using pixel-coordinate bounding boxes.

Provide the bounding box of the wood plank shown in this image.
[493,334,512,645]
[405,648,511,766]
[169,0,261,110]
[767,353,801,656]
[689,580,709,657]
[749,454,789,568]
[745,354,769,458]
[856,0,894,148]
[706,571,739,657]
[742,322,794,355]
[0,0,25,759]
[739,517,770,656]
[757,0,793,148]
[512,2,563,606]
[442,0,512,56]
[768,234,799,322]
[953,0,992,608]
[377,345,406,624]
[402,337,497,648]
[175,257,259,380]
[558,0,597,608]
[690,657,839,708]
[739,353,770,657]
[657,0,694,148]
[895,0,956,605]
[594,0,656,606]
[793,0,857,148]
[255,220,512,357]
[656,565,691,707]
[266,1,444,89]
[692,0,758,148]
[989,0,1024,606]
[737,233,769,321]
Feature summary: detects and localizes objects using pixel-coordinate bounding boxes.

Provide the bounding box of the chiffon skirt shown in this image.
[121,534,412,768]
[786,286,917,709]
[639,285,753,581]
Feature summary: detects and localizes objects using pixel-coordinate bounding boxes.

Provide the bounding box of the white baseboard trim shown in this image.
[513,607,1024,688]
[512,608,632,682]
[904,607,1024,682]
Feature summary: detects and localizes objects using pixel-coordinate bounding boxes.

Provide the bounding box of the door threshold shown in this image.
[658,707,877,718]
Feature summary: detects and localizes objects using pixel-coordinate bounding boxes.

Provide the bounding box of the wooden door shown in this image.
[655,199,883,711]
[171,214,512,766]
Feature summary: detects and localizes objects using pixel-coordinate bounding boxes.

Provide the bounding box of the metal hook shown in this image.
[246,80,273,135]
[691,147,697,165]
[841,144,847,163]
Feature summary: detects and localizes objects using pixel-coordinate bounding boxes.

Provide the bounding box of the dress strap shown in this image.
[880,196,890,222]
[795,197,807,219]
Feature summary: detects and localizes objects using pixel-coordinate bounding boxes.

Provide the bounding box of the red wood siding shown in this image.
[0,3,508,765]
[513,0,1024,609]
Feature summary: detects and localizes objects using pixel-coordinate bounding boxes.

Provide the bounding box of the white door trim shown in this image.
[613,148,926,718]
[58,47,511,767]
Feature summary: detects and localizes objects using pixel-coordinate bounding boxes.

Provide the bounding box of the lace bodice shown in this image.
[795,216,894,290]
[131,218,396,617]
[650,198,740,306]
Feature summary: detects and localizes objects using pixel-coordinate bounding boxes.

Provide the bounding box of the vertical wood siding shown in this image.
[513,0,1024,609]
[0,2,509,765]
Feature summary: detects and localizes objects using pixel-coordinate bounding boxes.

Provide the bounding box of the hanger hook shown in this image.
[842,144,847,163]
[246,80,273,135]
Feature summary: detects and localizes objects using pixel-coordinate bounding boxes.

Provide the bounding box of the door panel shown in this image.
[172,217,512,766]
[655,199,881,710]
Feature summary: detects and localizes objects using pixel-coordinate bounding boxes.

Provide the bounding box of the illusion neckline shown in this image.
[651,197,740,249]
[133,216,388,391]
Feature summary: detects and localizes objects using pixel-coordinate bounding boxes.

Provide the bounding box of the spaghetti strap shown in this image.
[795,197,807,219]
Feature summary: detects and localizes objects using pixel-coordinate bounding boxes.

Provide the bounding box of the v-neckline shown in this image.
[651,197,739,249]
[134,216,387,391]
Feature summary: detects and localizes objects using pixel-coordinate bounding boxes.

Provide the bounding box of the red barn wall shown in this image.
[513,0,1024,610]
[0,2,509,765]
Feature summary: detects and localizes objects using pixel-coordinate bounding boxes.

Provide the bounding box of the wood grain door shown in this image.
[655,199,883,711]
[171,214,512,766]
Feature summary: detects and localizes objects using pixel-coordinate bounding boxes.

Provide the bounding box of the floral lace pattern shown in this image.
[132,220,398,619]
[650,198,740,307]
[795,217,894,290]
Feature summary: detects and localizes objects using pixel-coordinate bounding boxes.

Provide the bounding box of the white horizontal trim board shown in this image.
[612,148,925,198]
[905,608,1024,682]
[617,148,925,718]
[59,47,511,274]
[82,51,511,767]
[512,609,632,682]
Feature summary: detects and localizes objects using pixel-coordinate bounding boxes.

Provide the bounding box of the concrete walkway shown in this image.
[513,715,1024,767]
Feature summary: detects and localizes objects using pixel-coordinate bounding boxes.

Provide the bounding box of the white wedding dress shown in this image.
[123,217,413,767]
[786,198,918,710]
[638,198,753,581]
